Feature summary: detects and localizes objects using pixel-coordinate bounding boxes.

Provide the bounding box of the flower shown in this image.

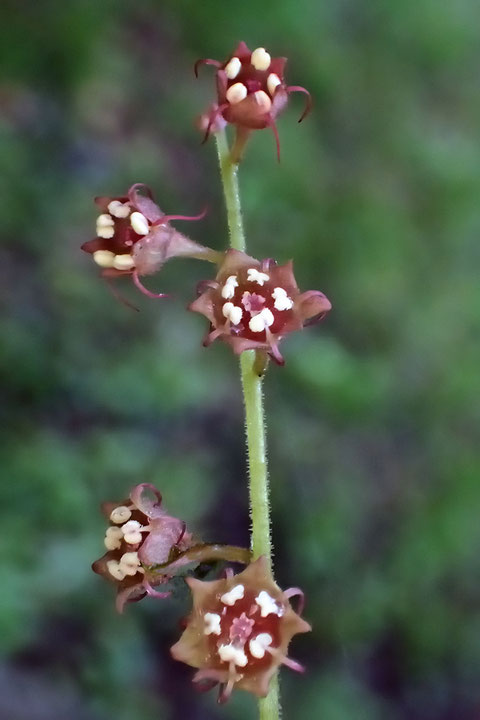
[189,249,331,365]
[92,483,195,612]
[81,183,218,299]
[92,483,252,613]
[171,556,311,702]
[195,42,312,159]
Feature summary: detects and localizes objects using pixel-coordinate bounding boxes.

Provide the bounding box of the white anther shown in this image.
[253,90,272,113]
[204,612,222,636]
[96,213,114,227]
[113,254,135,271]
[96,214,115,239]
[218,643,248,668]
[221,275,239,299]
[110,506,132,524]
[224,57,242,80]
[222,302,243,326]
[119,551,141,576]
[104,526,123,551]
[106,560,126,581]
[221,584,245,606]
[130,211,149,235]
[267,73,281,96]
[93,250,115,268]
[247,268,270,286]
[249,633,273,659]
[255,590,281,617]
[226,82,248,105]
[272,287,293,311]
[121,520,143,545]
[108,200,131,218]
[251,47,271,71]
[248,308,274,333]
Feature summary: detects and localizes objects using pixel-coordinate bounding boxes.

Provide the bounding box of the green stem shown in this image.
[215,129,281,720]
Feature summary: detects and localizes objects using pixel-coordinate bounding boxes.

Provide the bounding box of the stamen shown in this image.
[251,47,271,71]
[249,633,273,659]
[93,250,115,268]
[130,211,149,235]
[248,308,274,333]
[222,302,243,326]
[220,584,245,606]
[224,57,241,80]
[253,90,272,113]
[218,644,248,668]
[267,73,281,96]
[104,526,123,551]
[221,275,239,299]
[121,520,144,545]
[204,612,222,636]
[272,287,293,311]
[110,506,132,524]
[113,254,135,271]
[255,590,282,617]
[119,551,142,576]
[108,200,131,218]
[226,82,248,104]
[106,559,126,581]
[247,268,270,286]
[96,213,114,228]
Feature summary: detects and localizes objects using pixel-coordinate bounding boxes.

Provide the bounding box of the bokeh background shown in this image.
[1,1,479,718]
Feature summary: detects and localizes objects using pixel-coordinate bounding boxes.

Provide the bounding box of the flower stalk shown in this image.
[215,128,280,719]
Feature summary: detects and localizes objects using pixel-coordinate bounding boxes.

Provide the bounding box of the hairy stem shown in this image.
[215,128,280,720]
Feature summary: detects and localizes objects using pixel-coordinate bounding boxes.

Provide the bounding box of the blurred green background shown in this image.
[1,0,479,718]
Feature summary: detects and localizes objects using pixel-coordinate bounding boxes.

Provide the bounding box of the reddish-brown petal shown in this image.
[298,290,332,325]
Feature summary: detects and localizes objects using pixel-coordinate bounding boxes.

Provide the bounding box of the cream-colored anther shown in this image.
[93,250,115,268]
[119,551,141,576]
[226,82,248,105]
[113,254,135,271]
[220,584,245,606]
[108,200,131,218]
[248,308,274,333]
[204,612,222,636]
[218,643,248,667]
[106,560,126,581]
[104,526,123,551]
[251,47,271,71]
[221,275,239,299]
[255,590,281,617]
[96,214,115,239]
[267,73,281,96]
[249,633,273,659]
[247,268,270,286]
[130,211,149,235]
[121,520,143,545]
[253,90,272,113]
[222,302,243,326]
[272,287,293,311]
[224,57,241,80]
[110,506,132,524]
[97,213,114,227]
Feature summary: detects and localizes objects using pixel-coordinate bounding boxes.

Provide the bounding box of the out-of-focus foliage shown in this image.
[0,0,479,718]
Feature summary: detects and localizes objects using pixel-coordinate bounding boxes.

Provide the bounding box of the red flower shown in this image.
[189,249,331,365]
[195,42,312,159]
[171,556,310,702]
[81,184,217,299]
[92,483,195,612]
[92,483,252,613]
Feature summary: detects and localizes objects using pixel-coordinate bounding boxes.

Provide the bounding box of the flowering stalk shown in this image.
[215,127,280,720]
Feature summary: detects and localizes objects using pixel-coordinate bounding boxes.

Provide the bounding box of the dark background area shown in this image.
[1,1,479,718]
